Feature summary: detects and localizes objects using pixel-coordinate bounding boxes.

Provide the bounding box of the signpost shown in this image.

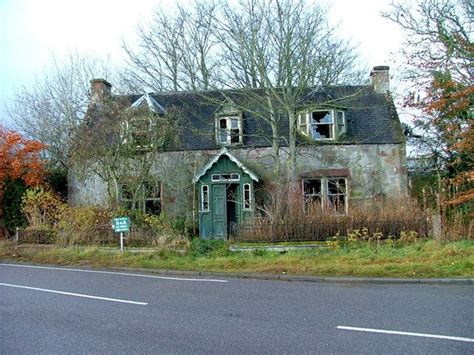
[112,217,130,252]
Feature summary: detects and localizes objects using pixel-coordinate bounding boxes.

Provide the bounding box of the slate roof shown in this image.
[123,85,404,151]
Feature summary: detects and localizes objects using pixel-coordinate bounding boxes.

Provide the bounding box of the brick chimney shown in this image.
[370,66,390,94]
[90,78,112,104]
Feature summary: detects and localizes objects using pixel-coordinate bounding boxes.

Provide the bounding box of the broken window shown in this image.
[120,180,162,215]
[310,111,334,140]
[299,110,346,140]
[119,184,134,211]
[216,116,242,145]
[143,180,162,215]
[303,177,348,215]
[327,178,347,214]
[303,178,322,212]
[211,173,240,182]
[243,183,251,210]
[201,185,209,211]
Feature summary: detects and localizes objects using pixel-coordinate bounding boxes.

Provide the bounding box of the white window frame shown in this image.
[122,116,156,150]
[243,183,252,210]
[336,110,346,134]
[298,110,346,140]
[211,173,240,182]
[216,115,242,145]
[201,185,210,212]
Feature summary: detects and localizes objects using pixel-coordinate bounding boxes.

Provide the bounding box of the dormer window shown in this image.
[298,110,346,140]
[122,116,155,151]
[216,115,242,145]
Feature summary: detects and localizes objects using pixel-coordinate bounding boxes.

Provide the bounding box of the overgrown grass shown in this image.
[1,239,473,278]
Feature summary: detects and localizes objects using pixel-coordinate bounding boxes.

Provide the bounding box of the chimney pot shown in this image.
[370,66,390,94]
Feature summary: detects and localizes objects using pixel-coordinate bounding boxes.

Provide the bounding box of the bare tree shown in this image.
[7,53,117,169]
[124,0,366,210]
[71,98,180,208]
[123,1,220,92]
[217,0,365,182]
[384,0,473,209]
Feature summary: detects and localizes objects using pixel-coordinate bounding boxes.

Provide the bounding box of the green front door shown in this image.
[212,184,227,238]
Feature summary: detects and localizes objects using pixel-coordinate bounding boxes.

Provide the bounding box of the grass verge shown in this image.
[1,239,473,278]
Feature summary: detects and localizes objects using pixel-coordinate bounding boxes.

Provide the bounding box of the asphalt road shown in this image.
[1,263,473,354]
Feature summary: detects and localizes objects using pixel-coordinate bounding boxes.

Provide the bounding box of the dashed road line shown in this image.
[0,263,228,283]
[337,325,474,343]
[0,283,148,305]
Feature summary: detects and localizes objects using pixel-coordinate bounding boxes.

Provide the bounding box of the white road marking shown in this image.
[0,283,147,305]
[0,263,228,283]
[337,326,474,343]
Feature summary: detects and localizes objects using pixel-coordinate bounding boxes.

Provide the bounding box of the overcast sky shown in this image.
[0,0,406,127]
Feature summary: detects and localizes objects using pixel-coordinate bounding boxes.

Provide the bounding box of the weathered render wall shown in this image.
[69,143,407,217]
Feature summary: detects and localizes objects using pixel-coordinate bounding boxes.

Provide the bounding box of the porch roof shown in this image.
[192,148,259,183]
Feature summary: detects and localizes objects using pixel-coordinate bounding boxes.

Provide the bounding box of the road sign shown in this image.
[113,217,130,233]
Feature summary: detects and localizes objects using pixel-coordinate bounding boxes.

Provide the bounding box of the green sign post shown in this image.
[113,217,130,252]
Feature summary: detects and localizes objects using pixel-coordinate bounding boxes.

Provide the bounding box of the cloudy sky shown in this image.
[0,0,406,126]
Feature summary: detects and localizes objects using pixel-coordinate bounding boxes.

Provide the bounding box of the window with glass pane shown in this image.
[298,113,308,135]
[216,116,241,145]
[336,111,346,134]
[219,119,228,143]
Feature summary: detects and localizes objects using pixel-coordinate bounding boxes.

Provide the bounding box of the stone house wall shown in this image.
[69,142,407,221]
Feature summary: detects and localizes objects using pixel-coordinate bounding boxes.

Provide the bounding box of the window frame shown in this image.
[302,178,323,212]
[121,115,156,150]
[302,176,348,215]
[242,183,252,210]
[119,180,162,215]
[211,173,240,182]
[326,177,348,215]
[298,109,346,141]
[201,185,210,212]
[215,114,243,146]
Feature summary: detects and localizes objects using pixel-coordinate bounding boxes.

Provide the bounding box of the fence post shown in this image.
[431,214,442,240]
[15,227,19,245]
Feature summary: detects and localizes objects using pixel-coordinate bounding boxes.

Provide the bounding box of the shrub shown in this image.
[55,205,114,245]
[22,187,65,230]
[3,179,27,233]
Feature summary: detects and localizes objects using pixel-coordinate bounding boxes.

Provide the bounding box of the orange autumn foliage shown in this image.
[0,126,46,202]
